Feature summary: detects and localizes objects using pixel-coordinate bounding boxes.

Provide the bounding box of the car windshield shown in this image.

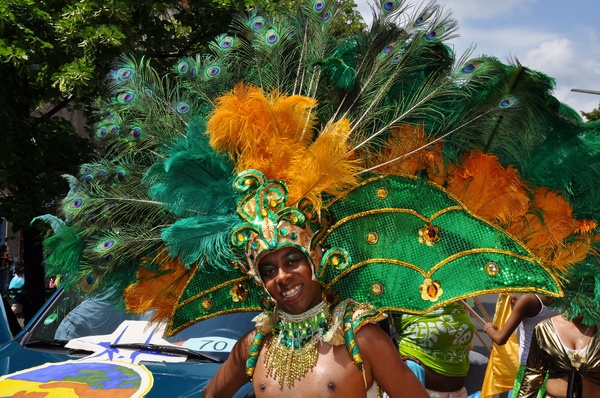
[24,288,258,362]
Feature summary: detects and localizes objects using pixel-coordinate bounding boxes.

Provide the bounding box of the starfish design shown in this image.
[66,321,186,364]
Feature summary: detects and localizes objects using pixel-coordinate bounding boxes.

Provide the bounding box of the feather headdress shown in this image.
[37,0,600,333]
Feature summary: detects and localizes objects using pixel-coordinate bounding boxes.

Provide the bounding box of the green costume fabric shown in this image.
[394,302,474,377]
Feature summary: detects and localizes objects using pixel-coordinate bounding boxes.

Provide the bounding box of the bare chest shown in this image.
[252,341,369,398]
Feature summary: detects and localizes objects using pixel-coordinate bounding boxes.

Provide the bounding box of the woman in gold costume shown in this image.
[517,256,600,398]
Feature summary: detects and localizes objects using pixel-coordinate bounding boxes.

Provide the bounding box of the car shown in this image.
[0,287,257,397]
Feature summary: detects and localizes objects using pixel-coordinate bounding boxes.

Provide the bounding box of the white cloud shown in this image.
[524,38,574,75]
[448,26,559,60]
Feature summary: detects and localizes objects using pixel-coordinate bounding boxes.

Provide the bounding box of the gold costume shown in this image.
[517,318,600,398]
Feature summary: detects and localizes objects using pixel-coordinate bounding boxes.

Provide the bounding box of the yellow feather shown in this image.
[288,118,361,208]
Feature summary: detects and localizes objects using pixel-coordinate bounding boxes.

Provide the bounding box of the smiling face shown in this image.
[258,247,323,315]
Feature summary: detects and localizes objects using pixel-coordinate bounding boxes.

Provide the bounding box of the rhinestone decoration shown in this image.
[376,187,389,199]
[485,262,500,276]
[418,224,441,246]
[201,298,213,311]
[230,282,249,302]
[419,278,443,302]
[366,232,379,244]
[371,282,384,296]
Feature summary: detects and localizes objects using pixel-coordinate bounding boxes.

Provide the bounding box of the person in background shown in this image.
[483,294,557,397]
[517,313,598,398]
[8,259,25,314]
[518,255,600,398]
[0,244,14,298]
[393,302,475,398]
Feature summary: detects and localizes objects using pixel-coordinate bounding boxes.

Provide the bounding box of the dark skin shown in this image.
[398,357,466,392]
[203,247,429,398]
[483,294,552,345]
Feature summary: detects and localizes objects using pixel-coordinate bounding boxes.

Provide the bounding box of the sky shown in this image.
[354,0,600,116]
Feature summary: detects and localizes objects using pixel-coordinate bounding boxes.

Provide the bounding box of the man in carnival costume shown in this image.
[201,172,430,396]
[204,243,429,397]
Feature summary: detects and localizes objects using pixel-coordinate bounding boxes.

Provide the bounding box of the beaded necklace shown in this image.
[263,301,331,388]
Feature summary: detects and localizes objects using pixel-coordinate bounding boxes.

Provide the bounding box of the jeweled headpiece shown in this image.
[230,169,326,281]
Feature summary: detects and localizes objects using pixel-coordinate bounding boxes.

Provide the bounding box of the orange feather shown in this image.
[207,83,359,210]
[124,252,192,325]
[369,124,446,184]
[447,152,530,226]
[506,188,582,271]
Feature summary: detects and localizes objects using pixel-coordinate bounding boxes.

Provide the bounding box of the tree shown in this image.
[0,0,242,322]
[217,0,366,35]
[0,0,365,322]
[582,103,600,122]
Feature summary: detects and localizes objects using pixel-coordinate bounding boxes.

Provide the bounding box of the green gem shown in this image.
[290,232,297,240]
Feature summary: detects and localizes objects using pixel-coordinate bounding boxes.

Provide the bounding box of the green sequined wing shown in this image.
[316,175,562,314]
[168,267,262,335]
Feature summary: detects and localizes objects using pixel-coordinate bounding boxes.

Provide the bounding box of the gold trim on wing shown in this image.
[326,259,428,287]
[325,248,541,287]
[428,248,536,274]
[324,206,463,233]
[174,275,252,309]
[374,285,563,316]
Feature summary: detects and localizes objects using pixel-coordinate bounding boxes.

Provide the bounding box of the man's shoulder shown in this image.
[322,299,387,347]
[333,299,386,330]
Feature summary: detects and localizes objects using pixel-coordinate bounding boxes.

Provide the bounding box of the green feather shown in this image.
[31,214,66,233]
[162,215,240,269]
[43,226,86,289]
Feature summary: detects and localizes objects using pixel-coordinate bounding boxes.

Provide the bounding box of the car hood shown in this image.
[0,341,252,397]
